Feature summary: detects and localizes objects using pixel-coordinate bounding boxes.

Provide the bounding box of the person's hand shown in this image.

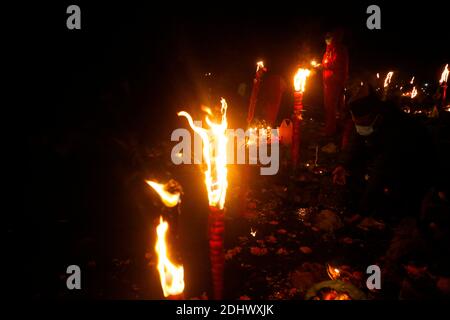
[332,165,348,185]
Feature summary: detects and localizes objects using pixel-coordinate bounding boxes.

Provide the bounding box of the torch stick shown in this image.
[292,91,303,169]
[208,206,225,300]
[292,68,311,170]
[247,61,267,125]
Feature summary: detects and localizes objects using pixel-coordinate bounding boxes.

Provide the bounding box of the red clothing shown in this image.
[322,42,348,135]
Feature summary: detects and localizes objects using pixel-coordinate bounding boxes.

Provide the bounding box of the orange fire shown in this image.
[310,60,321,68]
[327,264,341,280]
[256,61,265,72]
[384,71,394,88]
[178,98,229,209]
[155,216,185,297]
[146,180,180,208]
[440,64,449,84]
[411,86,418,98]
[294,68,311,93]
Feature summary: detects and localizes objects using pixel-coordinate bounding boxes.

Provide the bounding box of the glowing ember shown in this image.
[146,180,181,208]
[294,68,311,93]
[250,228,257,237]
[256,61,265,72]
[376,73,380,79]
[440,64,449,84]
[155,216,185,297]
[384,71,394,88]
[327,264,341,280]
[410,76,415,84]
[178,98,229,209]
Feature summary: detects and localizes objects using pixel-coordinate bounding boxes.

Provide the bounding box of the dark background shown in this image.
[11,1,450,298]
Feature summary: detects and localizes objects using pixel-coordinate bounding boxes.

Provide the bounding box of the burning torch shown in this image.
[247,61,267,125]
[147,180,184,299]
[178,98,229,300]
[439,64,449,107]
[292,68,311,169]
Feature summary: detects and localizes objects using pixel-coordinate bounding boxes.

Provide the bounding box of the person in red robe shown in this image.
[322,29,349,136]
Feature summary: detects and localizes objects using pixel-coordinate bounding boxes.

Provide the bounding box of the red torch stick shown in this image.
[247,61,267,125]
[208,206,225,299]
[292,68,311,170]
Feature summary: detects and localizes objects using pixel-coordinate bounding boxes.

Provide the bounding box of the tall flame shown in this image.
[178,98,228,209]
[146,180,180,207]
[256,61,265,72]
[384,71,394,88]
[155,216,185,297]
[440,64,449,84]
[294,68,311,93]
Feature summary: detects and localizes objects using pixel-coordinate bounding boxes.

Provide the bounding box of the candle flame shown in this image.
[384,71,394,88]
[155,216,185,297]
[440,64,449,84]
[294,68,311,93]
[146,180,181,208]
[178,98,228,209]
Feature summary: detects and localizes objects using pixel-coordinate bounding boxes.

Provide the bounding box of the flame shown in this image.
[327,264,341,280]
[256,61,265,72]
[310,60,321,68]
[178,98,228,209]
[146,180,180,208]
[376,73,380,79]
[155,216,185,297]
[410,76,415,84]
[384,71,394,88]
[250,228,257,237]
[440,64,449,84]
[201,105,213,116]
[294,68,311,93]
[411,86,418,98]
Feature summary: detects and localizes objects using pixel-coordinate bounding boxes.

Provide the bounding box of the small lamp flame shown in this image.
[440,64,449,84]
[256,61,265,72]
[384,71,394,88]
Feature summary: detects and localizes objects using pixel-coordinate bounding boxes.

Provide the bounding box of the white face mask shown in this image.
[355,115,379,136]
[355,124,374,136]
